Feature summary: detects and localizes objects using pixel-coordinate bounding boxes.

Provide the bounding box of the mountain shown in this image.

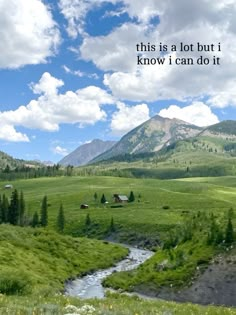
[91,115,202,163]
[59,139,117,166]
[0,151,41,170]
[200,120,236,138]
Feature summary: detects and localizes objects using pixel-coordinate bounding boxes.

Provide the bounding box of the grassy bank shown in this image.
[0,225,128,296]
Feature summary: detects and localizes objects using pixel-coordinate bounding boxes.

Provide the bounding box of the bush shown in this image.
[162,205,170,210]
[0,270,32,295]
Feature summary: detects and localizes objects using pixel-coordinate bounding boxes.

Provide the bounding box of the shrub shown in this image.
[0,270,32,295]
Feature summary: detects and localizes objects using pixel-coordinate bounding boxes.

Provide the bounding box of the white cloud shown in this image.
[0,72,114,142]
[76,0,236,107]
[207,81,236,108]
[110,102,150,135]
[159,102,219,127]
[62,65,99,79]
[30,72,64,96]
[0,124,29,142]
[80,23,149,72]
[0,0,60,69]
[52,146,69,156]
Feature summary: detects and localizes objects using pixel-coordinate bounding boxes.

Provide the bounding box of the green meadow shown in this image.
[0,175,236,314]
[1,175,235,240]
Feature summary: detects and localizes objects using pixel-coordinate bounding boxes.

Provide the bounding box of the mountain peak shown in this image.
[59,139,117,166]
[91,116,202,163]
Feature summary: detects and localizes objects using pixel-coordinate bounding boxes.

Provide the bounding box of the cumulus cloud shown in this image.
[0,0,60,69]
[80,23,149,72]
[52,146,69,156]
[0,72,114,142]
[110,102,150,135]
[75,0,236,107]
[159,102,219,127]
[0,124,29,142]
[30,72,64,96]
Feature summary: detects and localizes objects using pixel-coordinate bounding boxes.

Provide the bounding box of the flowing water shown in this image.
[65,246,154,299]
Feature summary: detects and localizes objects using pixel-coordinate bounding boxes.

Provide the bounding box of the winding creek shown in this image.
[65,246,154,299]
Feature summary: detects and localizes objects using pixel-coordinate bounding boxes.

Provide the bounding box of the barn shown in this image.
[113,194,129,203]
[80,204,89,209]
[4,184,13,189]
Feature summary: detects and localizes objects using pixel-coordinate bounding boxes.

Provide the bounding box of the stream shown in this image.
[65,246,154,299]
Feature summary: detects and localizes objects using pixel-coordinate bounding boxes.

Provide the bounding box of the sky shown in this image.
[0,0,236,163]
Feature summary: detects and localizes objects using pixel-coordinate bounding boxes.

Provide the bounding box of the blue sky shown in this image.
[0,0,236,162]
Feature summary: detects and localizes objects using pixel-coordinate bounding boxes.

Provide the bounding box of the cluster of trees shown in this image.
[32,196,66,233]
[0,190,25,225]
[0,190,65,234]
[207,209,235,246]
[163,209,235,250]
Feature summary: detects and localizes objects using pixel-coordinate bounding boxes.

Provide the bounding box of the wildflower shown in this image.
[64,304,80,313]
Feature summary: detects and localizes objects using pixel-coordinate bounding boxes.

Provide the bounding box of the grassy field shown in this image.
[0,175,236,313]
[0,292,236,315]
[1,175,235,240]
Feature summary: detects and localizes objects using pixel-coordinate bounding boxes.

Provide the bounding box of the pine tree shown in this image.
[225,218,234,244]
[40,195,48,227]
[101,194,106,204]
[8,189,20,225]
[32,211,39,227]
[129,191,135,202]
[0,195,2,224]
[19,191,25,226]
[110,217,115,232]
[85,213,91,226]
[57,204,65,233]
[1,194,9,223]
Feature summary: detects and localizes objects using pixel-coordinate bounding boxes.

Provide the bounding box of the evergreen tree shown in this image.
[85,213,91,226]
[8,189,20,225]
[0,195,2,224]
[19,191,25,226]
[101,194,106,204]
[129,191,135,202]
[110,217,115,232]
[225,218,234,244]
[40,195,48,227]
[57,204,65,233]
[1,194,9,223]
[32,211,39,227]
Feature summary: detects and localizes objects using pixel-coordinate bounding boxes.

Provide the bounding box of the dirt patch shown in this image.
[135,249,236,307]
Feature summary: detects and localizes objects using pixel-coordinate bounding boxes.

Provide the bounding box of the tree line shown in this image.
[0,164,74,181]
[0,190,65,233]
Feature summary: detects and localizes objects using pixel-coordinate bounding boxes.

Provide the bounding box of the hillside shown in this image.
[0,151,41,171]
[202,120,236,137]
[59,139,116,166]
[83,120,236,180]
[0,225,127,296]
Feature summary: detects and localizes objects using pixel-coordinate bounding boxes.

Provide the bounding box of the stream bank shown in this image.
[65,246,153,299]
